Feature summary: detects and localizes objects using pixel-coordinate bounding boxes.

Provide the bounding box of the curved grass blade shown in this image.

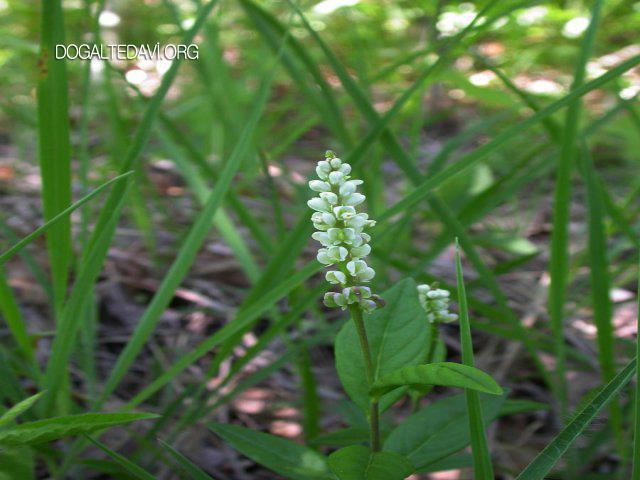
[377,53,640,222]
[0,171,133,265]
[95,59,280,408]
[159,440,213,480]
[515,357,636,480]
[85,436,156,480]
[455,241,495,479]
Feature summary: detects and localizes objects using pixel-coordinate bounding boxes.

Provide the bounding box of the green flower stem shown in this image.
[349,304,380,451]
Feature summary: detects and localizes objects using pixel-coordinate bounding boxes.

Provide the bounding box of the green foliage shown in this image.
[335,278,429,412]
[384,392,507,469]
[327,445,414,480]
[370,362,503,398]
[209,423,332,480]
[0,413,157,446]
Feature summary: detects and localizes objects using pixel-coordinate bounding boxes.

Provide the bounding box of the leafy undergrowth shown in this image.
[0,0,639,478]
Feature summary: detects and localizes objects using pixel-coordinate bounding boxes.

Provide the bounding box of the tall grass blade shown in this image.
[95,55,282,408]
[37,0,72,313]
[547,0,603,413]
[378,54,640,222]
[454,240,494,479]
[581,142,622,449]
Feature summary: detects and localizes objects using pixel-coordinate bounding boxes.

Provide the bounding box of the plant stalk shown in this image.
[349,304,380,451]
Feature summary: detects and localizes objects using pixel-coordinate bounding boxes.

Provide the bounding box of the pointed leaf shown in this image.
[328,445,414,480]
[0,392,44,429]
[335,278,429,412]
[370,363,502,399]
[0,413,158,446]
[209,423,332,480]
[384,392,507,469]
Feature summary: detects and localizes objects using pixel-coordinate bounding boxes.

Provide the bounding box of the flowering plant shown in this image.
[308,150,383,313]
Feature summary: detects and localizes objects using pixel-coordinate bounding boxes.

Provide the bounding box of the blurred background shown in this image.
[0,0,639,478]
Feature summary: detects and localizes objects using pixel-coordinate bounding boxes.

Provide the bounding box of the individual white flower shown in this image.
[309,180,331,192]
[417,284,458,323]
[309,150,382,312]
[346,259,375,282]
[326,270,347,285]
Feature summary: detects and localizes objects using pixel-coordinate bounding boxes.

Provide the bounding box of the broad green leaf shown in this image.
[335,278,429,412]
[384,392,507,469]
[209,423,332,480]
[328,445,414,480]
[311,427,369,448]
[0,446,34,480]
[0,392,44,429]
[516,357,636,480]
[370,363,502,399]
[0,412,158,446]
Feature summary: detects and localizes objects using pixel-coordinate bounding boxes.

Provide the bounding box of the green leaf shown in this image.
[0,392,44,429]
[209,423,332,480]
[516,357,636,480]
[85,436,156,480]
[335,278,429,412]
[0,446,34,480]
[384,392,507,469]
[310,427,369,448]
[370,363,502,399]
[0,412,158,446]
[328,445,414,480]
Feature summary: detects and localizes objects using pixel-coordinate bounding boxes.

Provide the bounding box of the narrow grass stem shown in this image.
[348,304,380,452]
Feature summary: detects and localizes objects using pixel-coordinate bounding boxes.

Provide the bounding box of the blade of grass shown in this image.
[120,261,321,409]
[85,436,156,480]
[581,142,622,452]
[0,216,53,303]
[515,357,636,480]
[547,0,603,415]
[94,59,280,409]
[0,268,39,377]
[377,53,640,223]
[158,440,213,480]
[455,239,495,479]
[239,0,352,149]
[37,0,72,314]
[40,187,131,414]
[0,172,133,265]
[632,255,640,480]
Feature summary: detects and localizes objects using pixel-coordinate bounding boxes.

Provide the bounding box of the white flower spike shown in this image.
[309,151,383,313]
[417,284,458,324]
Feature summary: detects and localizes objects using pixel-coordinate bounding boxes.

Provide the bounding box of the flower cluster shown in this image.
[308,151,383,313]
[417,284,458,323]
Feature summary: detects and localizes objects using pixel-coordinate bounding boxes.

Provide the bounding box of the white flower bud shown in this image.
[328,170,344,185]
[319,191,338,205]
[308,197,330,212]
[330,157,342,168]
[344,193,365,206]
[309,180,331,192]
[326,270,347,285]
[350,244,371,258]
